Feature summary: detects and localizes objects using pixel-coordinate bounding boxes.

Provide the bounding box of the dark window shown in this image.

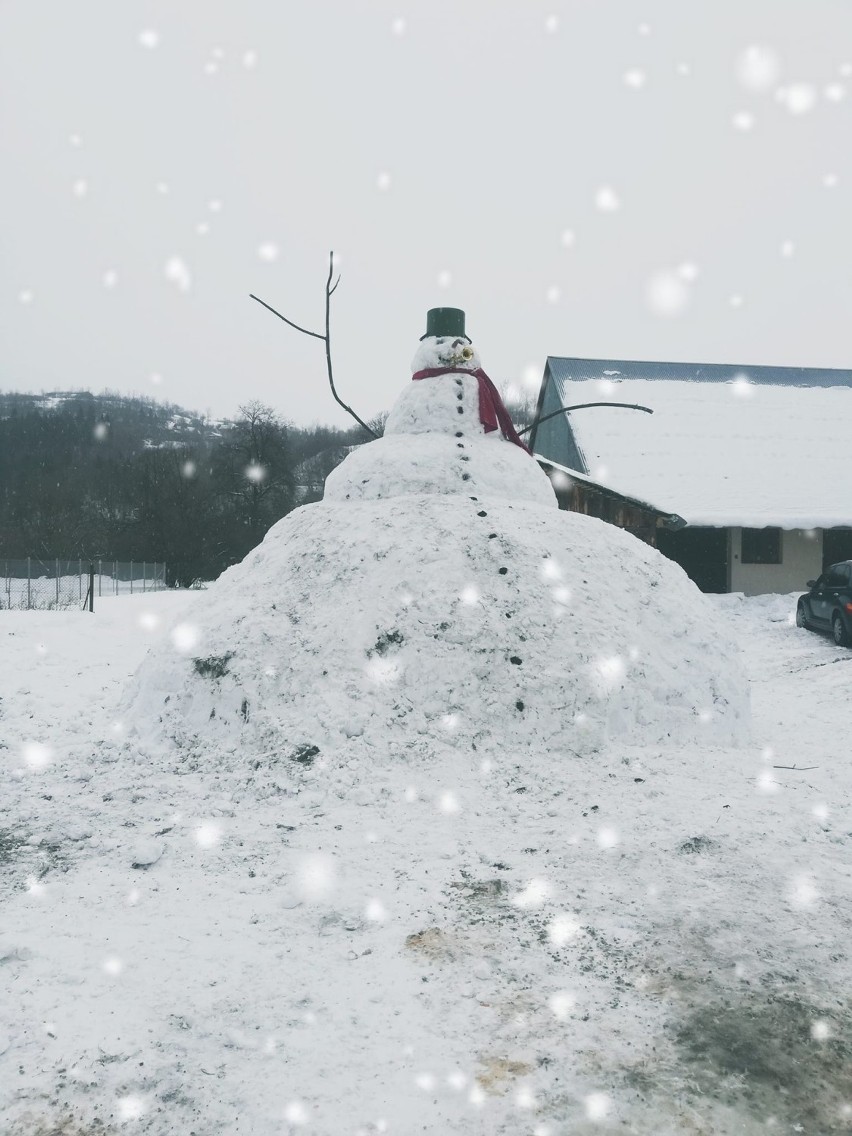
[741,527,782,565]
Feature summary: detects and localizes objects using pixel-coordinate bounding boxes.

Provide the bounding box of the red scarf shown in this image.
[411,367,531,453]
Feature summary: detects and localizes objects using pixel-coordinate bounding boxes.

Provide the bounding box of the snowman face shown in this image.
[412,336,481,372]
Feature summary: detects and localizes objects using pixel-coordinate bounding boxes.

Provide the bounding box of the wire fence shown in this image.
[1,559,168,611]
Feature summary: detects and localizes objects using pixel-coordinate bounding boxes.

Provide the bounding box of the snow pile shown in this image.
[125,347,749,772]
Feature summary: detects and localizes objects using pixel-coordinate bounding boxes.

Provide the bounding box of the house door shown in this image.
[823,528,852,571]
[656,526,729,593]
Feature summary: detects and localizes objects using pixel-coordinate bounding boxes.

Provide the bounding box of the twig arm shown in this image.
[519,401,653,438]
[322,252,377,438]
[249,294,325,341]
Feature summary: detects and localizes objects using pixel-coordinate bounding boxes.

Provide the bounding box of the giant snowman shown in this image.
[126,308,748,775]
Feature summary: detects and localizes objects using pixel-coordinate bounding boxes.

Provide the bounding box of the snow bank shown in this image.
[125,495,748,774]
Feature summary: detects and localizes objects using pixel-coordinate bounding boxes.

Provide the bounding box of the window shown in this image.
[826,563,850,587]
[741,527,782,565]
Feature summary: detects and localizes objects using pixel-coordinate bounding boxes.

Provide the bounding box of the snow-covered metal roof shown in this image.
[533,357,852,529]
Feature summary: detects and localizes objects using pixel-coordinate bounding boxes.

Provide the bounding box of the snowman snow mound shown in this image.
[125,321,749,769]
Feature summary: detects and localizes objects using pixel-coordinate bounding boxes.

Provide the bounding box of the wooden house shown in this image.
[530,357,852,594]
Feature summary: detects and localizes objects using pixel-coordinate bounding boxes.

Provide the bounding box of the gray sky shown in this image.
[3,1,852,427]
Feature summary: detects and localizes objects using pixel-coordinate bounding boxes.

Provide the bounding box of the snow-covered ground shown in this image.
[2,588,850,1135]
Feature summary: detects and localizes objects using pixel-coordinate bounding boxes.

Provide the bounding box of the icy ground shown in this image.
[1,591,851,1135]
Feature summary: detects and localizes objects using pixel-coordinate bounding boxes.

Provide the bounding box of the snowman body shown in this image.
[325,336,556,508]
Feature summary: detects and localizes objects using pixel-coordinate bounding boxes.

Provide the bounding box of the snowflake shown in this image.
[19,289,34,304]
[729,293,744,308]
[391,18,406,36]
[548,990,576,1019]
[117,1094,146,1120]
[243,50,258,69]
[546,284,561,304]
[516,1085,536,1108]
[171,622,200,653]
[437,269,452,288]
[284,1100,308,1125]
[824,82,845,102]
[404,786,418,802]
[103,956,123,976]
[137,29,159,49]
[780,83,817,115]
[137,612,160,631]
[102,269,118,289]
[512,878,551,908]
[415,1072,435,1090]
[23,742,52,770]
[736,45,780,92]
[459,585,479,605]
[72,178,88,198]
[468,1083,485,1106]
[561,228,576,248]
[447,1070,467,1089]
[756,770,779,794]
[376,171,391,191]
[646,269,690,317]
[597,826,619,849]
[585,1092,611,1120]
[296,853,337,900]
[164,257,191,292]
[149,371,163,385]
[548,913,581,946]
[257,242,279,262]
[595,185,621,212]
[732,111,755,131]
[438,791,460,815]
[195,822,221,848]
[623,69,646,89]
[781,239,795,258]
[155,181,169,195]
[811,1019,831,1040]
[596,656,625,685]
[788,874,819,908]
[245,463,266,483]
[544,15,559,34]
[182,460,197,478]
[365,898,387,922]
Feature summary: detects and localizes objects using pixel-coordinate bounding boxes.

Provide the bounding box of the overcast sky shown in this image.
[3,1,851,427]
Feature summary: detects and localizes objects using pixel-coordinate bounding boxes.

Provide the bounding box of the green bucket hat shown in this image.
[420,307,470,341]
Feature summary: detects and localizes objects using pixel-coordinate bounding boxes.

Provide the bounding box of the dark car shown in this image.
[796,560,852,647]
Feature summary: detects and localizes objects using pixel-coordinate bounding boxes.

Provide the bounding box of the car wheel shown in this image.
[796,602,810,630]
[832,612,850,647]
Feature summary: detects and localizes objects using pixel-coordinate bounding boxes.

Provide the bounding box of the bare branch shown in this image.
[329,274,341,296]
[323,251,377,438]
[249,294,325,341]
[519,401,653,438]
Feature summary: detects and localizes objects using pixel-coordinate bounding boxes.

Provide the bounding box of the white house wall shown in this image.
[729,527,822,595]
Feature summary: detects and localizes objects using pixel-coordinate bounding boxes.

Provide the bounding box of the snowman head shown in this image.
[411,307,482,372]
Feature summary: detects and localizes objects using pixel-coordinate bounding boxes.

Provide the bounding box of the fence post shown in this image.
[143,561,147,593]
[113,560,117,596]
[55,558,60,608]
[130,561,134,595]
[88,563,95,613]
[27,557,31,610]
[98,559,103,598]
[78,559,82,602]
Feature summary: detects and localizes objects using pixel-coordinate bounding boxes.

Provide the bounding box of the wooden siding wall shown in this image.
[550,479,660,545]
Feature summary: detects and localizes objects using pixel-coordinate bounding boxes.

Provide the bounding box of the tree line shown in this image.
[0,391,378,586]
